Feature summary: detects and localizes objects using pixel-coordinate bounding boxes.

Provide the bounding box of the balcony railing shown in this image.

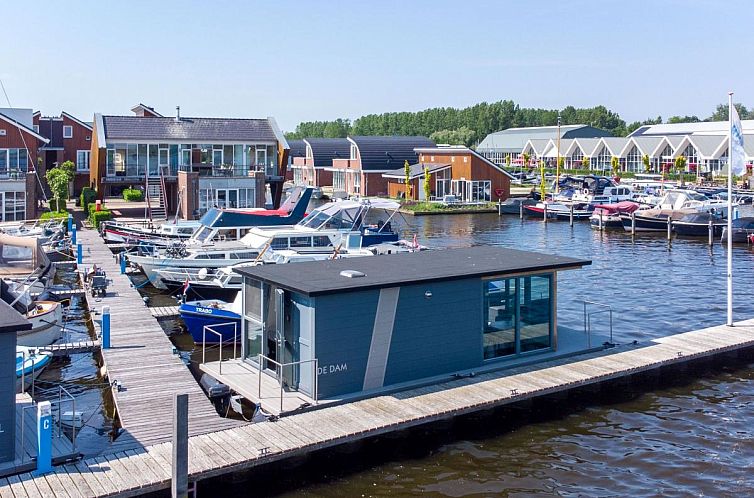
[0,170,28,180]
[178,163,267,177]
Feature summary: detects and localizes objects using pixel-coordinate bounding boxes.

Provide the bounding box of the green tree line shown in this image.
[285,101,754,144]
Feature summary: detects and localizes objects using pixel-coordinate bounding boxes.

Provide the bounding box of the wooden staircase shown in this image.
[146,166,169,221]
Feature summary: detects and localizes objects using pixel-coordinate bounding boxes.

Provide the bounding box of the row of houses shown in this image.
[477,121,754,174]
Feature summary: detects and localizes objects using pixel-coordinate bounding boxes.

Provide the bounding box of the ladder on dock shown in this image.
[150,305,180,318]
[41,340,101,357]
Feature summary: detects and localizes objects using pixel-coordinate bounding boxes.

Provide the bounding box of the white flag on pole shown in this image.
[730,105,746,175]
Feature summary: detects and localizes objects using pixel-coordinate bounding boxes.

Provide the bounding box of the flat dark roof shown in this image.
[0,299,31,334]
[237,246,590,296]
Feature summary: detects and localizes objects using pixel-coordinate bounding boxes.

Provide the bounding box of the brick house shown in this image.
[34,111,94,195]
[290,138,350,188]
[0,109,47,221]
[383,146,513,202]
[329,136,435,197]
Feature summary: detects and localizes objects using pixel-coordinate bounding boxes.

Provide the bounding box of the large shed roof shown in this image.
[237,246,590,296]
[477,125,611,153]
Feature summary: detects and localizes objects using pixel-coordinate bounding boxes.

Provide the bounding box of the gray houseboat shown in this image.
[200,246,591,414]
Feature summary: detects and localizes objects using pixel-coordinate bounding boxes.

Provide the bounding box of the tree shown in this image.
[611,156,620,176]
[667,115,700,124]
[522,152,531,170]
[505,155,511,169]
[423,166,431,200]
[538,160,547,199]
[642,154,651,173]
[557,156,565,170]
[708,103,751,122]
[582,156,590,170]
[675,155,687,186]
[46,166,74,211]
[404,160,411,200]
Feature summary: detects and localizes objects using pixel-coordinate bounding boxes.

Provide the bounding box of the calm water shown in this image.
[229,209,754,497]
[51,209,754,495]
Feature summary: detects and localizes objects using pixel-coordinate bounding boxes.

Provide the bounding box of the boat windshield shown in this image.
[194,226,213,243]
[298,202,364,230]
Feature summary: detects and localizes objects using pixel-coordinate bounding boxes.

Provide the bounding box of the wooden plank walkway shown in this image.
[3,318,754,496]
[149,306,180,319]
[75,228,242,452]
[40,340,101,357]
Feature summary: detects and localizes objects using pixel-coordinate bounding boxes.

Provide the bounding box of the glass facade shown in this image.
[0,149,29,177]
[625,145,642,172]
[105,142,277,178]
[483,274,553,360]
[198,187,256,212]
[0,190,25,222]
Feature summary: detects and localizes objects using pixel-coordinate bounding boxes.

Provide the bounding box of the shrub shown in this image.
[49,199,67,212]
[88,203,112,228]
[122,188,143,202]
[80,187,97,212]
[40,211,68,220]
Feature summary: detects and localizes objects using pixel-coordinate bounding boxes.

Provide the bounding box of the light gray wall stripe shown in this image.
[362,287,400,391]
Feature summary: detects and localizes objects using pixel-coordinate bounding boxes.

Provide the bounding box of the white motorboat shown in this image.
[20,301,64,347]
[101,219,200,245]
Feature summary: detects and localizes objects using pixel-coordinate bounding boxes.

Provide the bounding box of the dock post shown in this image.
[120,251,126,274]
[71,223,77,244]
[498,199,501,216]
[667,217,672,241]
[569,204,574,226]
[631,212,636,235]
[102,306,111,349]
[33,401,52,475]
[543,203,548,223]
[599,212,603,231]
[519,202,523,220]
[76,243,83,264]
[67,213,73,233]
[172,393,189,498]
[708,219,714,246]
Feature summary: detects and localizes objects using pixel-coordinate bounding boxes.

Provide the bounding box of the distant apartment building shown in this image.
[89,104,290,218]
[329,136,435,197]
[0,108,46,221]
[33,111,93,195]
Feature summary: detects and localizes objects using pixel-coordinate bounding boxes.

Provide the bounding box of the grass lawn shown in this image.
[400,201,497,214]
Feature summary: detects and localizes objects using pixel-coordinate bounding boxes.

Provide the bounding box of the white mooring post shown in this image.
[631,212,636,235]
[172,393,189,498]
[667,216,672,241]
[709,219,714,246]
[543,203,548,222]
[519,201,524,219]
[569,203,574,226]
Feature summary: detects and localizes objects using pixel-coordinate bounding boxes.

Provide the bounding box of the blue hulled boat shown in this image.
[179,295,241,344]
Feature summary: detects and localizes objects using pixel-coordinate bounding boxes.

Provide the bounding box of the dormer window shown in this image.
[63,125,73,138]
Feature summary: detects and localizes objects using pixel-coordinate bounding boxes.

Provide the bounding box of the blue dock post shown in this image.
[67,213,73,233]
[34,401,53,475]
[120,251,126,274]
[102,306,111,349]
[76,243,83,264]
[71,223,77,244]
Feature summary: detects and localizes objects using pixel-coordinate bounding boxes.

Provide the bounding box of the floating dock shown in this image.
[75,228,242,454]
[2,317,754,496]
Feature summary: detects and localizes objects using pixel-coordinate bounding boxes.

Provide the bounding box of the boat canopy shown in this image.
[298,199,400,230]
[592,201,640,214]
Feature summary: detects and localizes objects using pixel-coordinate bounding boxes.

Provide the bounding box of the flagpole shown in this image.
[727,91,734,327]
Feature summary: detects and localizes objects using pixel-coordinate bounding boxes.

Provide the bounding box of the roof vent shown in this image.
[175,106,181,122]
[340,270,365,278]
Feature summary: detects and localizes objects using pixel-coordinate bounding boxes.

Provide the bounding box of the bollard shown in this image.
[667,216,672,241]
[71,223,77,244]
[631,212,636,235]
[497,199,501,216]
[76,243,83,264]
[172,393,189,498]
[708,219,714,246]
[519,201,524,220]
[599,211,603,231]
[569,203,574,226]
[543,203,548,222]
[34,401,53,475]
[102,306,111,349]
[120,251,127,274]
[67,213,73,233]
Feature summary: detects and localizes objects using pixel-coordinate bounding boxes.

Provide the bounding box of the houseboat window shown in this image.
[518,275,551,352]
[484,278,517,359]
[245,319,263,359]
[245,280,263,320]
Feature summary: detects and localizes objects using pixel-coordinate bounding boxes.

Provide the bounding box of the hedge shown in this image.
[40,211,68,220]
[80,187,97,212]
[49,199,67,212]
[88,203,112,228]
[122,188,144,202]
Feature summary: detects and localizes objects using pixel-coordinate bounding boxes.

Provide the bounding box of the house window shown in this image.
[76,150,90,172]
[63,125,73,139]
[33,125,39,133]
[0,130,5,136]
[350,144,358,160]
[352,171,361,194]
[333,170,346,191]
[86,136,91,141]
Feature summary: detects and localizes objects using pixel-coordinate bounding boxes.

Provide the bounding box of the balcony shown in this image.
[178,163,267,177]
[0,170,27,181]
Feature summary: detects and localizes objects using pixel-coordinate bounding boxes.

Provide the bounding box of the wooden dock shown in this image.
[41,340,101,357]
[149,306,180,319]
[74,228,242,452]
[3,318,754,496]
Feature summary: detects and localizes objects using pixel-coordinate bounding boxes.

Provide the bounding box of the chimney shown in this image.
[175,106,181,122]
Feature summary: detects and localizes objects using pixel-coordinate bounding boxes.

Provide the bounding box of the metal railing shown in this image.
[256,353,319,413]
[583,300,614,347]
[19,385,77,463]
[178,163,266,177]
[201,322,239,375]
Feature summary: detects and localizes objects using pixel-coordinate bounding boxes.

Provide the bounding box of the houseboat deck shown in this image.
[76,228,243,452]
[4,319,750,497]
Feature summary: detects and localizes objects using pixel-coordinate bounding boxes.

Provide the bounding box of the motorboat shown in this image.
[101,220,200,245]
[16,346,52,391]
[620,190,736,232]
[524,201,592,220]
[672,212,727,237]
[128,198,403,288]
[589,201,641,229]
[20,301,64,347]
[720,217,754,243]
[179,293,242,344]
[496,197,536,215]
[570,176,634,205]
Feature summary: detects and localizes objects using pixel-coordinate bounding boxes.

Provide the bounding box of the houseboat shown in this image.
[199,246,592,415]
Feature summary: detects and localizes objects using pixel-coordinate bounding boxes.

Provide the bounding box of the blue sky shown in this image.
[3,0,753,131]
